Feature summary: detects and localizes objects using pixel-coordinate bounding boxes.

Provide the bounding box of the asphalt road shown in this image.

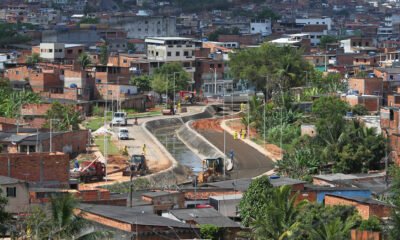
[199,130,275,179]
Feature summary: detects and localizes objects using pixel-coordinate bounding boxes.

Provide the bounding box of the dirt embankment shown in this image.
[192,119,223,132]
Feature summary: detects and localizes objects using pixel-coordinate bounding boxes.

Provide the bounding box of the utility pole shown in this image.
[104,83,109,181]
[49,119,59,152]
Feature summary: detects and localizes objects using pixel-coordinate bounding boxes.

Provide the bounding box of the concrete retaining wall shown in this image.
[176,121,225,160]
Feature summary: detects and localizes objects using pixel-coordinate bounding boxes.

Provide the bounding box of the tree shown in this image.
[79,17,99,24]
[20,194,112,239]
[200,224,221,240]
[312,96,348,144]
[277,146,321,180]
[309,217,357,240]
[320,35,338,49]
[99,45,108,65]
[249,185,306,240]
[0,89,40,118]
[0,189,9,237]
[127,42,136,53]
[45,102,82,131]
[130,75,152,92]
[150,63,191,102]
[352,104,368,116]
[77,52,92,70]
[358,216,381,232]
[229,43,312,95]
[238,176,274,227]
[26,53,41,66]
[295,203,361,240]
[257,7,280,21]
[0,77,10,89]
[0,23,31,48]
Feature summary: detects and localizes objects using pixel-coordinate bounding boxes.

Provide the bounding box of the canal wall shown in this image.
[176,121,225,160]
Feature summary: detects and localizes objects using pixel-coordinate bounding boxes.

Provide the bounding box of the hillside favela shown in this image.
[2,0,400,239]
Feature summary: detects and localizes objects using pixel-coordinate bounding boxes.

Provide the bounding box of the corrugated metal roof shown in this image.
[79,204,190,228]
[169,208,240,228]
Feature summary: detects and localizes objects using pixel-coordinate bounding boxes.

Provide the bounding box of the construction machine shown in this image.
[70,159,106,183]
[197,157,225,183]
[122,154,148,177]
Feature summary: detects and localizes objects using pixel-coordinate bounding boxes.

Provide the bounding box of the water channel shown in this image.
[152,125,203,173]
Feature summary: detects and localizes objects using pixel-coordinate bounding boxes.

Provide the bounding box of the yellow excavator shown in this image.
[197,157,225,183]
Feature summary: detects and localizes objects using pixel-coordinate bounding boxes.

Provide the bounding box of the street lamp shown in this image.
[49,119,60,153]
[209,67,217,95]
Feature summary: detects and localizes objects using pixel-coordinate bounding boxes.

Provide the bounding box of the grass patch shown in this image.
[94,136,119,155]
[84,116,112,131]
[127,111,161,118]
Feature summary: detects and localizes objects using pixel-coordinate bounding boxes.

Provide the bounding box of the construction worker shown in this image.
[240,103,245,112]
[177,101,181,113]
[241,129,246,139]
[142,144,147,155]
[233,131,238,140]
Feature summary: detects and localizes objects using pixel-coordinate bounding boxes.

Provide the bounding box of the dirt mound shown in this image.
[107,155,128,165]
[192,119,223,132]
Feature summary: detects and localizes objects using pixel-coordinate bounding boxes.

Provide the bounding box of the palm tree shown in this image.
[309,217,356,240]
[23,194,112,240]
[250,185,306,240]
[78,52,92,70]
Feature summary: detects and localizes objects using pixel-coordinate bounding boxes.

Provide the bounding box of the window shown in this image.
[67,49,73,54]
[123,59,127,63]
[184,51,189,56]
[316,21,319,24]
[176,51,180,56]
[78,49,82,54]
[156,51,159,56]
[138,28,141,31]
[6,187,16,197]
[218,64,222,68]
[49,49,53,53]
[210,64,215,68]
[145,21,148,24]
[322,22,325,24]
[167,51,171,56]
[366,42,369,46]
[251,27,255,30]
[116,44,120,47]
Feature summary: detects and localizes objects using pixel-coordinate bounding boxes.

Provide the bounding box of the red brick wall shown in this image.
[41,130,89,154]
[351,230,382,240]
[348,78,383,95]
[324,195,391,220]
[325,195,371,219]
[0,152,69,186]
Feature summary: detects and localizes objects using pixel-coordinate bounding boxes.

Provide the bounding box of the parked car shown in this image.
[118,128,129,140]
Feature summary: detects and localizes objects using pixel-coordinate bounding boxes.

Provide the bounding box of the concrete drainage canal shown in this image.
[145,105,223,175]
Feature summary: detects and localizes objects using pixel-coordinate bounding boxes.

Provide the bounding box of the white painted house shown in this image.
[250,19,272,37]
[295,17,332,30]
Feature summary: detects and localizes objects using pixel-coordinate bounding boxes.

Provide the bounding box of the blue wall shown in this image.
[317,190,371,203]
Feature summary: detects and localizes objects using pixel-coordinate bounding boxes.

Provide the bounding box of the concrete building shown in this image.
[39,43,65,61]
[145,37,196,82]
[0,176,29,214]
[103,15,177,39]
[295,17,332,30]
[250,19,272,37]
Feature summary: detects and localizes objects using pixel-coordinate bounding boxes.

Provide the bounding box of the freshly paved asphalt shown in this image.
[199,130,275,179]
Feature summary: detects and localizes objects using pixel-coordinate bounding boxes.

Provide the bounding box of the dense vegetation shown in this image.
[10,194,111,239]
[0,79,41,118]
[229,44,386,179]
[239,176,361,239]
[0,23,33,48]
